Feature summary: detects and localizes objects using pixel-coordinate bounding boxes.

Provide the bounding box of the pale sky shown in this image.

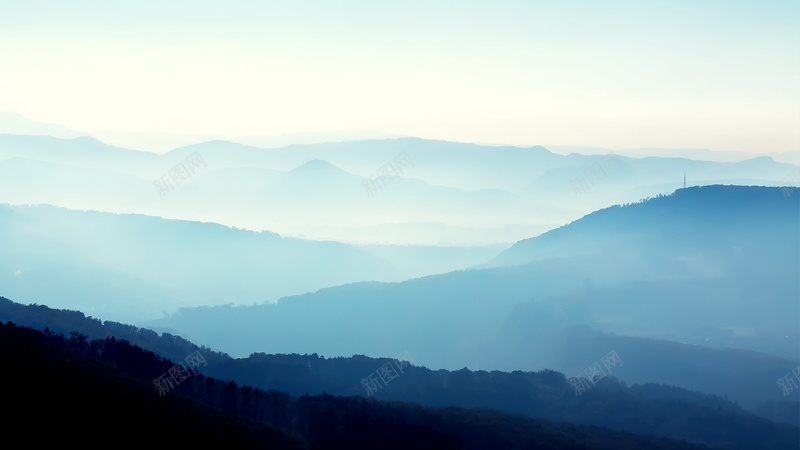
[1,0,798,153]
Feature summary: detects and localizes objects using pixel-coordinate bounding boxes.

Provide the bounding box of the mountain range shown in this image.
[1,129,797,246]
[137,186,798,410]
[2,112,799,447]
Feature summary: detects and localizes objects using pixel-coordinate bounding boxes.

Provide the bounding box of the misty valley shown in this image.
[1,127,798,449]
[2,2,799,447]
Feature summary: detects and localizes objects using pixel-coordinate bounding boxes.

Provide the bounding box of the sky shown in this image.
[0,0,798,153]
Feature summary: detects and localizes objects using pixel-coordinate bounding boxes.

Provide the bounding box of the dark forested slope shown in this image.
[1,299,797,450]
[1,320,727,450]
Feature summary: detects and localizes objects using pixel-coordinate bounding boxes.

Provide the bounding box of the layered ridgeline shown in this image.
[1,300,797,449]
[484,184,799,270]
[5,112,797,166]
[1,133,796,245]
[0,320,633,450]
[145,186,798,406]
[0,204,501,322]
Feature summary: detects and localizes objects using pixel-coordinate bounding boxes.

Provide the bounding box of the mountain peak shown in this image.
[286,159,352,178]
[291,159,338,171]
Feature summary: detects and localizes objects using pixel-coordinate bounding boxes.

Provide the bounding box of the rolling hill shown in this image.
[142,186,799,408]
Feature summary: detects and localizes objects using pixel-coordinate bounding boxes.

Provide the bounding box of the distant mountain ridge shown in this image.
[547,144,800,165]
[0,203,396,321]
[2,132,796,245]
[0,112,87,140]
[0,203,503,322]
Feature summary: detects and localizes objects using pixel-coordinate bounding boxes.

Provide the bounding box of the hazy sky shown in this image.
[1,0,798,153]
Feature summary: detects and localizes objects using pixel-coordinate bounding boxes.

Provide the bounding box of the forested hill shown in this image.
[3,320,722,450]
[2,297,797,449]
[486,184,799,269]
[146,186,798,379]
